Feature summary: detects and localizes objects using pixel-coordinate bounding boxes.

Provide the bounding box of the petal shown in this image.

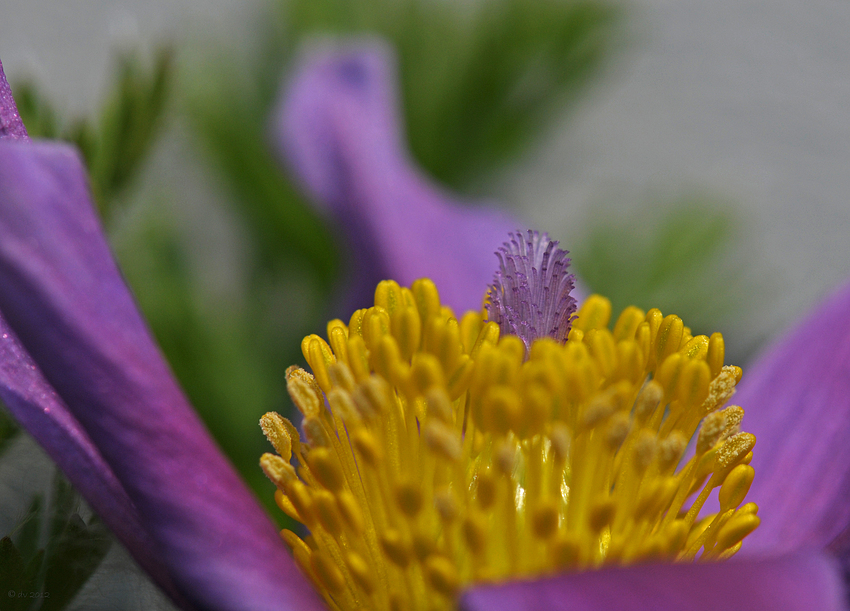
[0,59,28,141]
[0,315,190,607]
[460,553,847,611]
[735,279,850,555]
[0,140,323,611]
[274,41,519,315]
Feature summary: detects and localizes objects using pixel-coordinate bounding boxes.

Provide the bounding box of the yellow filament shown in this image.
[261,280,758,611]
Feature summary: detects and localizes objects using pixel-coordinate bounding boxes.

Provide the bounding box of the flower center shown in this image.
[260,278,758,611]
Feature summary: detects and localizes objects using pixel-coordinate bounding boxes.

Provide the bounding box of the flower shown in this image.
[272,40,524,316]
[0,59,323,611]
[1,42,849,611]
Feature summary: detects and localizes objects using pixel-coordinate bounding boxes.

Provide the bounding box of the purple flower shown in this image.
[273,40,521,316]
[1,40,850,611]
[0,58,323,611]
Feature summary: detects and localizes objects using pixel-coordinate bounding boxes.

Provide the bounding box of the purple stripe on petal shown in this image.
[735,279,850,556]
[460,553,847,611]
[0,59,28,141]
[274,41,519,315]
[0,140,323,611]
[0,315,190,608]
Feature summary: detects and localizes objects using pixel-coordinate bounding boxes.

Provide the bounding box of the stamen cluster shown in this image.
[260,280,758,611]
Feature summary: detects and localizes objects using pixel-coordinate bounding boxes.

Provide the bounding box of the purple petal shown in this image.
[0,140,323,611]
[0,59,28,141]
[274,41,519,315]
[734,279,850,556]
[0,316,190,608]
[460,553,847,611]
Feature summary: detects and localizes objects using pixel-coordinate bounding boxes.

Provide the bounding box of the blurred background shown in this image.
[1,0,849,608]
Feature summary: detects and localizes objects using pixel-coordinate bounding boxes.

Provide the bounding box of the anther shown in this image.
[715,432,757,478]
[424,421,462,461]
[606,413,631,450]
[718,405,744,439]
[314,490,344,537]
[550,423,571,463]
[718,464,755,511]
[260,412,293,460]
[696,411,727,454]
[287,370,323,417]
[380,529,412,567]
[588,497,616,533]
[311,550,346,594]
[425,555,460,597]
[260,453,296,489]
[395,481,424,517]
[658,432,687,472]
[715,512,760,550]
[309,447,346,492]
[463,512,488,555]
[532,501,560,539]
[435,489,459,524]
[475,469,498,509]
[634,430,657,470]
[351,429,382,466]
[303,417,330,447]
[336,490,365,533]
[345,551,375,595]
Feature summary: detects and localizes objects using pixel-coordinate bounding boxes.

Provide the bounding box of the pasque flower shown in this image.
[0,40,849,611]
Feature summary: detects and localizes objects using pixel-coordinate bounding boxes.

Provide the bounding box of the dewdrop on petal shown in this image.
[260,230,759,611]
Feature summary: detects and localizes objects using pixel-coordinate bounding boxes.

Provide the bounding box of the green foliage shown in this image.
[183,60,339,287]
[281,0,621,188]
[11,82,60,140]
[571,194,759,356]
[0,402,20,457]
[13,46,173,220]
[0,473,111,611]
[80,47,173,217]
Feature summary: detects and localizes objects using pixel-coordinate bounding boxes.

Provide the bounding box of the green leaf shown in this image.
[0,537,27,611]
[11,496,43,567]
[0,401,20,457]
[8,81,60,139]
[571,194,762,359]
[38,514,110,611]
[46,474,76,547]
[183,57,340,288]
[86,46,174,217]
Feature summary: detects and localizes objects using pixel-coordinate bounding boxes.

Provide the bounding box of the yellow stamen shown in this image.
[261,280,758,610]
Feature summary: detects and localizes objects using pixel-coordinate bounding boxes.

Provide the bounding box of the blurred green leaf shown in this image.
[571,194,757,345]
[12,496,43,567]
[0,536,28,611]
[85,47,174,216]
[183,57,339,289]
[11,82,60,139]
[0,402,20,457]
[11,46,173,220]
[2,471,112,611]
[39,514,110,611]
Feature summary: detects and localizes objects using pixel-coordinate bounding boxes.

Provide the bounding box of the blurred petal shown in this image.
[0,140,323,611]
[275,41,518,315]
[0,316,190,607]
[735,279,850,555]
[460,553,847,611]
[0,59,28,141]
